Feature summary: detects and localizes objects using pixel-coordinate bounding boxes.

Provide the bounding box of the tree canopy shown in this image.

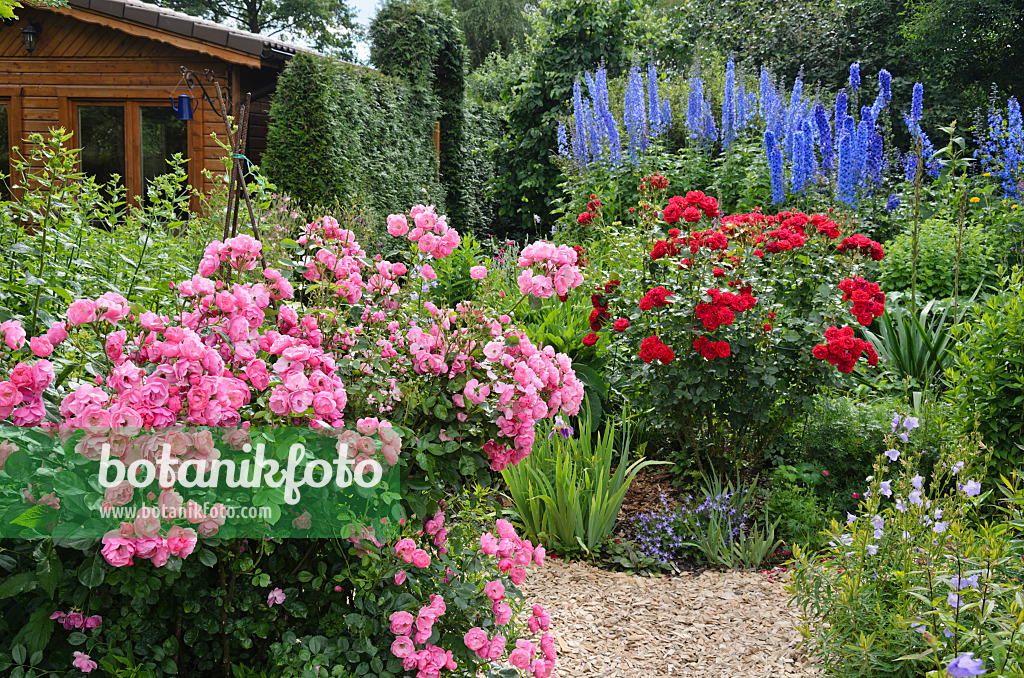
[155,0,360,59]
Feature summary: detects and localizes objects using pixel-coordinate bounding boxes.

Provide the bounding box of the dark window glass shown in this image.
[78,105,125,189]
[0,103,9,200]
[140,106,188,205]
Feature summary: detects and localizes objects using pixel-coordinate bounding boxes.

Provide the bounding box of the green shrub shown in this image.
[946,266,1024,476]
[778,394,958,515]
[879,217,1000,299]
[764,481,828,550]
[264,54,444,220]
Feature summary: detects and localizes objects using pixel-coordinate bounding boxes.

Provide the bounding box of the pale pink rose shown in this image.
[84,615,102,629]
[389,610,414,635]
[480,532,499,556]
[267,587,285,607]
[394,569,407,585]
[494,601,513,625]
[0,320,26,350]
[292,510,312,530]
[534,545,546,566]
[387,214,409,237]
[72,651,98,673]
[103,481,133,507]
[100,535,136,567]
[158,489,185,520]
[29,337,54,357]
[67,299,98,326]
[419,264,437,281]
[166,525,197,559]
[509,567,527,585]
[197,519,221,538]
[509,648,531,670]
[133,506,161,538]
[470,265,488,280]
[134,537,163,559]
[464,627,489,651]
[410,549,431,569]
[390,636,415,658]
[484,580,505,601]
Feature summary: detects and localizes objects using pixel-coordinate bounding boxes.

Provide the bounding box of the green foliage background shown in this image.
[264,54,445,221]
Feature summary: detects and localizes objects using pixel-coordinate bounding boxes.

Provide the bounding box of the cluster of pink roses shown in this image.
[50,610,102,631]
[297,216,365,303]
[197,234,263,277]
[516,242,584,300]
[387,205,461,259]
[387,517,555,678]
[100,523,198,567]
[389,594,458,677]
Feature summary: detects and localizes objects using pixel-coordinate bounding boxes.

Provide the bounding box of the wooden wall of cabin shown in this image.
[0,6,267,205]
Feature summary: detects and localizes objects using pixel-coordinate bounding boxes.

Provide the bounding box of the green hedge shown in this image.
[264,53,445,219]
[369,1,467,229]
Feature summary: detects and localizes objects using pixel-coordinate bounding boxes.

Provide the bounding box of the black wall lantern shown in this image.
[21,21,41,55]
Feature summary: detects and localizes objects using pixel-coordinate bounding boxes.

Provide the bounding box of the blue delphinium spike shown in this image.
[791,129,806,193]
[760,66,771,118]
[911,83,923,123]
[814,101,833,172]
[722,57,736,148]
[557,122,569,158]
[648,62,661,136]
[849,62,860,92]
[879,69,892,101]
[837,127,856,205]
[765,130,785,204]
[687,76,705,141]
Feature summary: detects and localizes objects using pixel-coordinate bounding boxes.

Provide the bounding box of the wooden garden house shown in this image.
[0,0,307,203]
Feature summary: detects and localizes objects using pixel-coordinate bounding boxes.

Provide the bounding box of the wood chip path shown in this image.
[519,560,819,678]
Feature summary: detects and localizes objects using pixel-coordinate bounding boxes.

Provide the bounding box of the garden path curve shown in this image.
[519,560,818,677]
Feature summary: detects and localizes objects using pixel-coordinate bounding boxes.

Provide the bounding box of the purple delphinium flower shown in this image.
[947,653,986,677]
[884,194,901,213]
[878,69,892,101]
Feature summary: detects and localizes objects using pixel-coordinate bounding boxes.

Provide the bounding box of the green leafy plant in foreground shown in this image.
[501,400,667,554]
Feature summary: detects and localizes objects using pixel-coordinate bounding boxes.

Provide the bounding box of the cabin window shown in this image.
[140,105,188,206]
[78,105,126,192]
[73,101,189,205]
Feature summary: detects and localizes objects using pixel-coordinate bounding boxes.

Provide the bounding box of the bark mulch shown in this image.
[519,560,818,678]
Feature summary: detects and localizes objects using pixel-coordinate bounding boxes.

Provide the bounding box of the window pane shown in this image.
[0,103,9,199]
[140,106,188,205]
[78,105,125,189]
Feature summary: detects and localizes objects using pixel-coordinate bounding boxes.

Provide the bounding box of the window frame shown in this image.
[70,98,197,207]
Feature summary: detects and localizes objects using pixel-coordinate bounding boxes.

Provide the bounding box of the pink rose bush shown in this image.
[381,511,558,678]
[0,205,573,677]
[0,204,581,560]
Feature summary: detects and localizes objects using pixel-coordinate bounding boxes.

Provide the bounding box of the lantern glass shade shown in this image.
[21,22,41,54]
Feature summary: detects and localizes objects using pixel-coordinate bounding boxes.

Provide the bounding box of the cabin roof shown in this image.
[60,0,314,65]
